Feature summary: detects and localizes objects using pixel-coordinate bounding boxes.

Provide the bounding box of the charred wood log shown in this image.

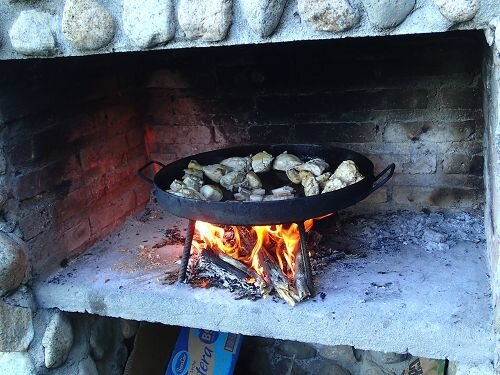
[188,250,262,300]
[258,249,298,306]
[217,253,267,290]
[298,221,314,296]
[293,250,311,301]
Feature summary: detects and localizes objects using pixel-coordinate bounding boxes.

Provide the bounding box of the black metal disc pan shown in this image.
[138,144,395,225]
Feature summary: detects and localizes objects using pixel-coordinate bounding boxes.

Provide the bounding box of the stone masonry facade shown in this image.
[0,0,497,60]
[0,5,498,375]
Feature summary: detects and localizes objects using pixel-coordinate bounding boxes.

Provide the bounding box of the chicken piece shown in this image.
[220,157,251,172]
[182,168,203,179]
[316,172,332,189]
[302,174,320,196]
[238,187,252,199]
[295,158,330,177]
[272,186,295,197]
[251,151,274,173]
[249,194,264,202]
[246,171,262,189]
[252,188,266,196]
[264,194,294,201]
[182,174,203,191]
[169,179,184,192]
[168,187,205,200]
[202,164,230,184]
[287,168,323,185]
[332,160,364,184]
[219,170,247,192]
[322,160,364,193]
[286,168,302,184]
[272,152,302,172]
[187,160,203,171]
[233,193,248,201]
[322,177,347,193]
[200,185,223,201]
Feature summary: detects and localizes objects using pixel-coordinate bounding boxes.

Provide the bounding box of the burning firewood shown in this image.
[293,250,311,301]
[186,221,316,305]
[257,249,299,306]
[218,253,268,291]
[187,250,262,300]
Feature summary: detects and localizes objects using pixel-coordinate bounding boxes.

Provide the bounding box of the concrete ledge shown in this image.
[33,210,494,366]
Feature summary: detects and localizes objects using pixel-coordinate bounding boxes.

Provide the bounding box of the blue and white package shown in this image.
[166,327,243,375]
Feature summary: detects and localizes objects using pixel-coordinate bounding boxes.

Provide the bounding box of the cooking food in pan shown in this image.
[167,150,365,201]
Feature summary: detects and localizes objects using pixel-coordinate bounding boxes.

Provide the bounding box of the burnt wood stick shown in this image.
[294,251,311,301]
[298,221,315,297]
[258,249,297,306]
[217,253,266,287]
[202,251,251,280]
[195,252,262,299]
[178,220,196,282]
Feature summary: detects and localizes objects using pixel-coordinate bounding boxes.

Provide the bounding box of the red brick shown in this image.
[89,190,136,234]
[89,203,115,233]
[83,172,108,205]
[393,186,480,208]
[441,88,482,109]
[146,69,192,89]
[16,155,83,200]
[362,187,388,204]
[294,123,377,143]
[55,187,89,222]
[368,153,436,175]
[113,190,137,219]
[104,165,132,191]
[135,186,152,207]
[442,154,483,175]
[79,147,100,171]
[80,134,128,172]
[383,121,477,143]
[61,218,91,255]
[148,125,213,145]
[126,127,145,149]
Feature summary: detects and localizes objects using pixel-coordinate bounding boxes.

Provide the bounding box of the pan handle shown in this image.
[137,160,165,185]
[371,163,395,193]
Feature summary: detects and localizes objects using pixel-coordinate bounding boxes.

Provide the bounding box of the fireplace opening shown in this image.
[0,29,497,372]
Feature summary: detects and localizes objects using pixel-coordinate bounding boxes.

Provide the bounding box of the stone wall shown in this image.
[235,337,495,375]
[483,17,500,372]
[143,31,486,212]
[0,0,497,60]
[0,54,150,276]
[0,292,135,375]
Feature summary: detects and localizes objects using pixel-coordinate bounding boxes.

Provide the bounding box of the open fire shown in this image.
[186,218,325,305]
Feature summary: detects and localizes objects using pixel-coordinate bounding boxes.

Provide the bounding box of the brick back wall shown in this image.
[0,55,150,275]
[143,31,485,212]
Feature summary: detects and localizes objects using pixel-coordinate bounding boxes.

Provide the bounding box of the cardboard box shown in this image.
[166,328,243,375]
[402,358,446,375]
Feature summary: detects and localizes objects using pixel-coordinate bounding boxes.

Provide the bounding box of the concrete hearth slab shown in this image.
[33,208,494,366]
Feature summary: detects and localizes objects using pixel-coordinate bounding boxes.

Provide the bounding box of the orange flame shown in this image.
[192,216,327,281]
